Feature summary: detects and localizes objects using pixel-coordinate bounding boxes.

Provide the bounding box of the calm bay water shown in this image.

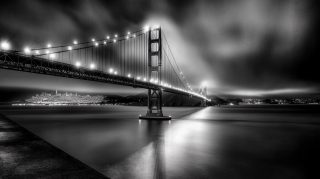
[1,105,320,179]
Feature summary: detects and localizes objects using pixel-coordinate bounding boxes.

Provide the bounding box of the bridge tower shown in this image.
[139,27,171,120]
[200,86,208,107]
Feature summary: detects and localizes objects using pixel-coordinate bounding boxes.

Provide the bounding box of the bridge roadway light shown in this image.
[143,25,150,33]
[49,53,56,59]
[24,47,31,55]
[75,61,81,68]
[0,40,11,51]
[89,63,96,70]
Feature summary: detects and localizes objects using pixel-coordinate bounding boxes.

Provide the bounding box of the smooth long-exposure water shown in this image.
[1,105,320,179]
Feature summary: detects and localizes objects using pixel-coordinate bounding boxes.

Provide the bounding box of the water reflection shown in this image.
[2,106,320,178]
[106,120,170,179]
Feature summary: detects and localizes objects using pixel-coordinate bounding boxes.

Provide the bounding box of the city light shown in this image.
[91,38,95,42]
[126,36,129,40]
[67,46,72,51]
[109,68,114,73]
[114,71,118,75]
[137,76,141,80]
[127,31,131,35]
[45,50,50,54]
[24,47,31,54]
[103,41,107,45]
[47,43,52,48]
[143,77,147,81]
[0,40,11,51]
[94,42,99,47]
[133,34,136,38]
[75,61,81,67]
[106,36,110,40]
[127,73,131,78]
[113,39,117,43]
[35,50,40,55]
[114,34,118,38]
[89,63,96,70]
[73,40,78,45]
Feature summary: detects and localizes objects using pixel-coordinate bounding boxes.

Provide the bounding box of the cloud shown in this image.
[0,0,318,96]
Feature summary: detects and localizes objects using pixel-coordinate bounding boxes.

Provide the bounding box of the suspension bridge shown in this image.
[0,26,209,120]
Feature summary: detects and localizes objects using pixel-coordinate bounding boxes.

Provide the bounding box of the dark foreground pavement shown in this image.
[0,114,107,179]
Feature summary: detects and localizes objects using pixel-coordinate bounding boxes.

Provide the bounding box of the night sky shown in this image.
[0,0,319,96]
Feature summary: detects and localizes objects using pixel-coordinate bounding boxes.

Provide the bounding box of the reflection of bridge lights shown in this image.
[113,39,117,43]
[73,40,78,45]
[24,47,31,54]
[47,43,52,48]
[49,53,56,59]
[0,40,11,51]
[94,42,99,47]
[67,46,72,51]
[89,63,96,70]
[75,61,81,67]
[91,38,95,42]
[127,73,131,78]
[109,68,114,73]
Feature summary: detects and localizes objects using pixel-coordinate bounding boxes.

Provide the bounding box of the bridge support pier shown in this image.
[139,27,171,120]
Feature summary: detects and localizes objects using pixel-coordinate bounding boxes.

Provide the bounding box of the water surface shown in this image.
[1,105,320,179]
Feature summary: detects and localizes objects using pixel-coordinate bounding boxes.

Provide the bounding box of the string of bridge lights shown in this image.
[0,25,209,101]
